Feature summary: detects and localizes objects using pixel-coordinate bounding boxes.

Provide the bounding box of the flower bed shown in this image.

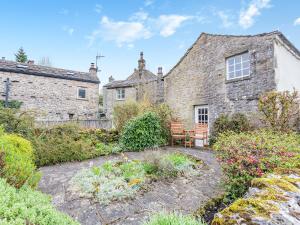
[71,152,203,204]
[213,129,300,203]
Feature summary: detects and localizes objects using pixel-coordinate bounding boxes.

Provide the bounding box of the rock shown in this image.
[212,171,300,225]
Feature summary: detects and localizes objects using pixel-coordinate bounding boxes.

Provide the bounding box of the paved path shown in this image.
[38,147,223,225]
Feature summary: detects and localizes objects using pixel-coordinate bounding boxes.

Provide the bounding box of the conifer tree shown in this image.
[15,47,28,63]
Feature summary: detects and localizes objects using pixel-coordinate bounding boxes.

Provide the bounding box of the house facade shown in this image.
[164,31,300,136]
[103,52,164,121]
[0,60,100,121]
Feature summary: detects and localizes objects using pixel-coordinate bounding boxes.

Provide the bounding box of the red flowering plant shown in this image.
[214,129,300,203]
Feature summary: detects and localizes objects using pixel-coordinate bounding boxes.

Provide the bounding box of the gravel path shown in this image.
[38,147,223,225]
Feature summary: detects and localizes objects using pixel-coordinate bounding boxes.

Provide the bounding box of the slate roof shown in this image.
[164,31,300,78]
[104,69,157,89]
[0,60,100,84]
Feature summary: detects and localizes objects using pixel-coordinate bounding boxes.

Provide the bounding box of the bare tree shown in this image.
[38,57,52,67]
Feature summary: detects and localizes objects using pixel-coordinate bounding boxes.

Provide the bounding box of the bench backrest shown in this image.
[194,123,208,135]
[171,121,184,135]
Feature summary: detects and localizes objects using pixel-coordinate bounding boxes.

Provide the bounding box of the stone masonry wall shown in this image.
[103,86,137,121]
[164,33,277,130]
[0,71,99,121]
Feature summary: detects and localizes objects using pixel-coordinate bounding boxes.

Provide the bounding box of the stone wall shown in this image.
[164,33,277,130]
[0,71,99,121]
[103,86,137,121]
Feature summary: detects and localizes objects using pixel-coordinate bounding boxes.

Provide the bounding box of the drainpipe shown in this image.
[4,78,10,108]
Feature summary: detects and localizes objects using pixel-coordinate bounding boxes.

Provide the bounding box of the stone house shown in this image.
[164,31,300,145]
[0,59,100,121]
[103,52,164,121]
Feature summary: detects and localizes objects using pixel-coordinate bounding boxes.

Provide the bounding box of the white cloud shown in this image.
[294,17,300,26]
[216,11,233,28]
[155,15,191,37]
[129,10,149,21]
[89,16,152,47]
[144,0,154,6]
[239,0,271,29]
[95,4,102,14]
[62,26,75,35]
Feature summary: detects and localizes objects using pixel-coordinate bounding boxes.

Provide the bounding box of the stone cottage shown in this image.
[164,31,300,145]
[0,59,100,121]
[103,52,164,121]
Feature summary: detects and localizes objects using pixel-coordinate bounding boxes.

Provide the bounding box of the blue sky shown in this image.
[1,0,300,85]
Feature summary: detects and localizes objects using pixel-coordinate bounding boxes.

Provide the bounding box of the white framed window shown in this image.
[77,87,87,99]
[116,88,125,100]
[195,106,209,125]
[226,52,250,80]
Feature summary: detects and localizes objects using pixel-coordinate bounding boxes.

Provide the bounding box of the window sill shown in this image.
[77,97,88,101]
[116,99,125,101]
[225,75,251,84]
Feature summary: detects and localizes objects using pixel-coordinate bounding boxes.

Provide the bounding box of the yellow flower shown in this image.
[128,178,141,186]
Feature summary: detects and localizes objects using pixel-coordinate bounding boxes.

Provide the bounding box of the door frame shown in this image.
[194,105,209,147]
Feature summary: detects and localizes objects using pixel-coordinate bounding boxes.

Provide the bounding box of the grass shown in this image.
[143,212,206,225]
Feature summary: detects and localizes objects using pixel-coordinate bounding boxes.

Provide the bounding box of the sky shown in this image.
[1,0,300,86]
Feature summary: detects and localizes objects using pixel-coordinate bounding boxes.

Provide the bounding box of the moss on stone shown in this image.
[251,177,298,192]
[255,187,287,202]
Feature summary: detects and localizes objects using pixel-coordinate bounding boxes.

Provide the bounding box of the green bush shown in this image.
[79,128,119,144]
[120,112,165,151]
[214,129,300,202]
[143,212,206,225]
[0,178,79,225]
[32,124,101,166]
[0,108,34,138]
[0,132,40,189]
[210,113,251,145]
[0,100,23,109]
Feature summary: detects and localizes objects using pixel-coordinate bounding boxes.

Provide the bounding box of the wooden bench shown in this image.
[190,123,208,147]
[170,121,185,146]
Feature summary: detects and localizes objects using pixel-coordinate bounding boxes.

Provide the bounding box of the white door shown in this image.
[194,106,209,147]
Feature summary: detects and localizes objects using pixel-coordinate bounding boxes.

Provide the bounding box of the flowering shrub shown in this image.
[214,129,300,202]
[0,178,79,225]
[71,152,201,204]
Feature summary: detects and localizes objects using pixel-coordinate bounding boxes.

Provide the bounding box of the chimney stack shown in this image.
[27,60,34,65]
[108,75,115,83]
[157,67,163,77]
[138,51,145,71]
[89,63,97,75]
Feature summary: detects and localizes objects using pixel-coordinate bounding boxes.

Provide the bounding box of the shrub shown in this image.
[120,112,165,151]
[143,212,206,225]
[0,132,40,188]
[0,178,79,225]
[32,124,103,166]
[0,108,34,138]
[210,113,251,144]
[258,90,300,132]
[79,128,119,144]
[214,129,300,202]
[113,100,140,131]
[0,100,23,109]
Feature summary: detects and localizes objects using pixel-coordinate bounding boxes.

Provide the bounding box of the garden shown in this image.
[0,90,299,225]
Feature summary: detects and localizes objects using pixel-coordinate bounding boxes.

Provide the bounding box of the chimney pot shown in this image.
[28,60,34,65]
[108,75,115,83]
[157,67,163,76]
[89,63,97,75]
